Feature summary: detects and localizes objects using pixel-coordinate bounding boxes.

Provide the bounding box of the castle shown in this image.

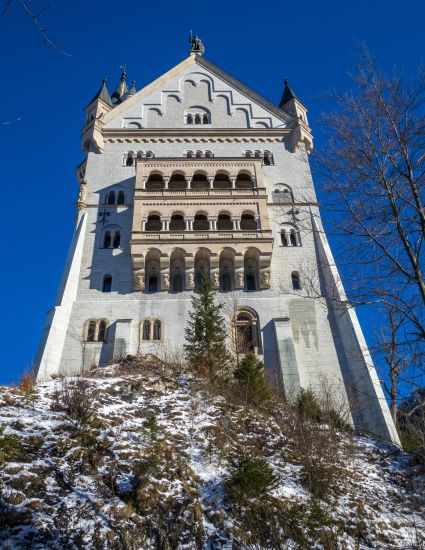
[35,36,400,444]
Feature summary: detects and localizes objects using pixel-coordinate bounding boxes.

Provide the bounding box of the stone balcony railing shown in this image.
[134,187,267,199]
[131,229,273,242]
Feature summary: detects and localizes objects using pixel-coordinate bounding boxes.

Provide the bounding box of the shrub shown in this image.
[52,378,95,429]
[226,456,279,502]
[296,389,323,423]
[233,353,271,407]
[0,427,27,464]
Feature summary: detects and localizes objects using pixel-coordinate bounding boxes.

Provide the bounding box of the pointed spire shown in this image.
[112,65,129,104]
[279,79,297,109]
[87,79,112,107]
[128,80,137,96]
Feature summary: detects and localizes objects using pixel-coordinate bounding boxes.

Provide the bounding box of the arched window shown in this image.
[194,114,202,125]
[205,150,213,158]
[117,191,125,205]
[169,213,185,232]
[146,173,165,191]
[219,249,235,292]
[87,320,96,342]
[136,151,144,160]
[142,320,151,340]
[186,150,193,158]
[170,248,185,293]
[169,173,187,191]
[245,150,253,158]
[202,113,209,124]
[191,172,209,191]
[145,249,161,293]
[126,152,134,166]
[240,213,257,231]
[102,274,112,292]
[98,320,107,342]
[217,213,233,231]
[254,151,262,159]
[213,172,232,190]
[194,248,210,292]
[153,320,161,340]
[107,191,116,205]
[113,231,121,249]
[244,249,260,291]
[146,214,162,232]
[145,151,154,159]
[234,310,258,353]
[235,172,253,189]
[280,230,288,247]
[195,150,203,158]
[187,114,193,124]
[193,213,209,231]
[290,229,299,247]
[291,271,301,290]
[103,231,111,248]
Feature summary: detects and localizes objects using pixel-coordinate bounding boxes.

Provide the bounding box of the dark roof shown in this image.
[87,80,113,108]
[279,80,297,108]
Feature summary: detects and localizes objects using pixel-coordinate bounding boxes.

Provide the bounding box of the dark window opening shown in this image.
[102,275,112,292]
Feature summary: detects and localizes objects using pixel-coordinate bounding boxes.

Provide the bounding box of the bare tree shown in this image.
[315,50,425,432]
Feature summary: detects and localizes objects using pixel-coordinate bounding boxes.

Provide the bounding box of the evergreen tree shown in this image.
[234,352,271,406]
[184,278,231,379]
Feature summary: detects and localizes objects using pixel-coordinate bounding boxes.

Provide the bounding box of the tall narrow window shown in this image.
[117,191,125,205]
[102,275,112,292]
[98,320,107,342]
[126,153,134,167]
[103,231,111,248]
[280,231,288,247]
[202,113,209,124]
[142,320,151,340]
[290,229,299,247]
[195,114,202,124]
[291,271,301,290]
[87,320,96,342]
[187,114,193,124]
[107,191,116,205]
[113,231,121,249]
[153,320,161,340]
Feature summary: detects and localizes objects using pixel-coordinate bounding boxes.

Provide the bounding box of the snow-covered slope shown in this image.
[0,362,424,549]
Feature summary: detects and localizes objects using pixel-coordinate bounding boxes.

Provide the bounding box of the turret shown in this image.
[279,80,313,153]
[111,66,129,104]
[81,79,113,153]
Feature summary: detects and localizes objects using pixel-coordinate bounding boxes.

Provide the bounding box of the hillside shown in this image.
[0,359,424,549]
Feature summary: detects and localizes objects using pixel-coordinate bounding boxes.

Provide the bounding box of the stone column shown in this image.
[256,216,261,230]
[141,176,148,190]
[208,217,217,231]
[162,218,170,231]
[186,217,194,231]
[208,176,214,189]
[141,218,147,231]
[232,217,240,231]
[163,176,170,190]
[231,176,237,189]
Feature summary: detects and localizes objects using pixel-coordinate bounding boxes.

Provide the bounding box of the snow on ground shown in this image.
[0,363,424,549]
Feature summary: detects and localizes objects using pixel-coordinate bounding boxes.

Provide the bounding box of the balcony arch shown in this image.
[235,171,254,190]
[240,211,257,231]
[169,171,187,191]
[219,247,235,292]
[145,172,165,191]
[145,248,161,293]
[146,213,162,232]
[233,308,260,353]
[191,171,209,191]
[213,171,232,190]
[193,211,209,231]
[170,248,185,293]
[244,248,260,291]
[217,211,233,231]
[169,212,185,232]
[194,248,211,291]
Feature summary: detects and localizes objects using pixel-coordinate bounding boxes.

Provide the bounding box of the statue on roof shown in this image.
[189,31,205,55]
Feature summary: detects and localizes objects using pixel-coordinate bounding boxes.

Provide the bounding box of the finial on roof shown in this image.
[189,31,205,56]
[279,79,297,108]
[112,65,129,104]
[128,80,137,96]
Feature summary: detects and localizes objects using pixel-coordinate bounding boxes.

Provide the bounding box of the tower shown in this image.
[35,37,400,445]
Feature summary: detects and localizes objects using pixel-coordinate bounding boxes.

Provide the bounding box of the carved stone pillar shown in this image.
[232,217,240,231]
[208,217,217,231]
[160,256,170,291]
[162,218,170,231]
[186,217,194,231]
[207,176,214,189]
[141,218,147,231]
[230,176,237,189]
[163,176,170,189]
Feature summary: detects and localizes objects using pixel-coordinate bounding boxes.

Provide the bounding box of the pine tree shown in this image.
[234,352,271,406]
[184,278,231,379]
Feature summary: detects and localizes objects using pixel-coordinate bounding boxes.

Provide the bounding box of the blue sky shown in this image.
[0,0,424,385]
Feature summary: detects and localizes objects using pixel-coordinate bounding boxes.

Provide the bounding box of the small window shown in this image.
[194,114,202,125]
[263,151,274,166]
[113,231,121,249]
[187,150,193,158]
[117,191,125,205]
[196,150,203,158]
[87,320,96,342]
[290,229,299,247]
[187,114,193,124]
[102,275,112,292]
[153,320,161,340]
[202,113,209,124]
[205,150,213,158]
[145,151,154,158]
[107,191,116,205]
[126,153,134,167]
[103,231,111,248]
[245,151,253,158]
[98,320,107,342]
[142,320,151,340]
[291,271,301,290]
[280,231,288,247]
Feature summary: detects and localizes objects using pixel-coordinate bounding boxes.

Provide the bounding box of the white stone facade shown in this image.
[35,47,400,444]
